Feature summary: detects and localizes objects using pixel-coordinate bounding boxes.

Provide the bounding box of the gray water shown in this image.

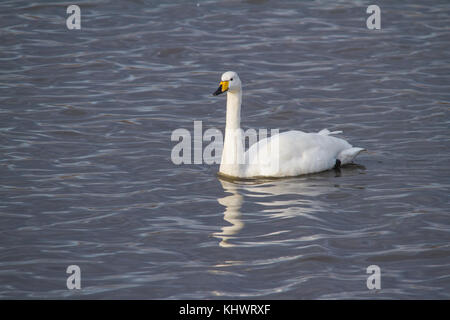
[1,0,449,299]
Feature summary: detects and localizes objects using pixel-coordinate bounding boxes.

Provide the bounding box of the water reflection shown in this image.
[213,165,366,248]
[214,173,331,248]
[213,178,244,248]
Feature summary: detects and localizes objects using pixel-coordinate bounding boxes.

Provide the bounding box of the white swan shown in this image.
[212,71,365,178]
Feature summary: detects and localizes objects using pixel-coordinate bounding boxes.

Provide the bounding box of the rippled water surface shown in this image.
[1,0,449,299]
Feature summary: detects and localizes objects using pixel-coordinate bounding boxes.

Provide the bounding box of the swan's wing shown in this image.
[318,128,343,136]
[245,131,354,177]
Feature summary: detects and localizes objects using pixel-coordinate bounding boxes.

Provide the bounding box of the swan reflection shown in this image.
[213,178,244,248]
[213,165,365,248]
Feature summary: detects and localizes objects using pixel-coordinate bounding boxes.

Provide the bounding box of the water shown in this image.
[0,0,449,299]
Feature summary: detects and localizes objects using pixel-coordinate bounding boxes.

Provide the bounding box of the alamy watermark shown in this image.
[366,265,381,290]
[66,265,81,290]
[66,5,81,30]
[171,121,279,167]
[366,5,381,30]
[65,5,381,33]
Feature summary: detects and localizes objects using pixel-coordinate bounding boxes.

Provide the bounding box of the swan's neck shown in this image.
[220,90,245,177]
[225,90,241,130]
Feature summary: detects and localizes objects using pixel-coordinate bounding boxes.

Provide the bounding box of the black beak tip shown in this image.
[213,85,223,96]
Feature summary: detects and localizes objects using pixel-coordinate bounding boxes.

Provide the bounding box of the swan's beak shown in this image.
[213,81,229,96]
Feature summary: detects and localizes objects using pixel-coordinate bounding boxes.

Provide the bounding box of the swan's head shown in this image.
[213,71,241,96]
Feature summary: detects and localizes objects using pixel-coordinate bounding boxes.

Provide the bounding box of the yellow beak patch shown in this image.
[220,81,229,92]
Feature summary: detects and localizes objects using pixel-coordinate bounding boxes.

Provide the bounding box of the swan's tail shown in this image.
[337,147,366,165]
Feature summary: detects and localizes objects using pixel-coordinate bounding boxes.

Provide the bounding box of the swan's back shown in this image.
[244,130,356,177]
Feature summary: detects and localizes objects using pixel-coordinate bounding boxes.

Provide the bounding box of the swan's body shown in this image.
[213,71,365,178]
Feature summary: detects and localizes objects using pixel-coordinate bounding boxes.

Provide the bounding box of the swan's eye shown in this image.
[230,78,233,81]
